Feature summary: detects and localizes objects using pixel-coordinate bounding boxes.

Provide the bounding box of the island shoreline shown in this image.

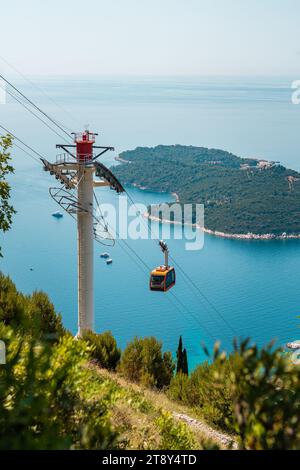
[120,178,300,241]
[143,212,300,241]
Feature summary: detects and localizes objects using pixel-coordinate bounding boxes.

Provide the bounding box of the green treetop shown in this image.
[0,134,15,257]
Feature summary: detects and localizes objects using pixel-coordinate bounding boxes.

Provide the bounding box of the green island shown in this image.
[112,145,300,239]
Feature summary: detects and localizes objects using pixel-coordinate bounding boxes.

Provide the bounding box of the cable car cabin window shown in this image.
[151,275,165,286]
[166,269,175,289]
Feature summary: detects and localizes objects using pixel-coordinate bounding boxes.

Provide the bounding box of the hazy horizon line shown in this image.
[1,73,298,79]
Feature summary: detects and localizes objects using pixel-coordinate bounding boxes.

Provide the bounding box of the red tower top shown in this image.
[74,130,96,163]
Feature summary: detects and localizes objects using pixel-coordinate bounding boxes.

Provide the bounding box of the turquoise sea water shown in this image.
[1,76,300,369]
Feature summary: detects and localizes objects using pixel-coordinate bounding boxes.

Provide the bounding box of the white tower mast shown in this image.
[77,164,94,333]
[74,131,96,334]
[41,130,125,336]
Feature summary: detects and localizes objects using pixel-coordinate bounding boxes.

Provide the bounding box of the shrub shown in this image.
[118,336,175,389]
[0,273,26,326]
[168,350,237,431]
[83,330,121,370]
[169,339,300,449]
[156,411,196,450]
[223,339,300,450]
[28,291,65,340]
[167,372,190,403]
[0,323,117,449]
[0,273,65,340]
[186,355,237,430]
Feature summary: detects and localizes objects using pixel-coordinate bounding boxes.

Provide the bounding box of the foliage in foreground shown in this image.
[169,349,236,430]
[2,270,300,449]
[118,336,175,389]
[156,411,196,450]
[82,330,121,370]
[0,135,15,257]
[0,323,117,449]
[0,273,65,339]
[168,340,300,449]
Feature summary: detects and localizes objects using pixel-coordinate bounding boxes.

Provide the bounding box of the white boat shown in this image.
[52,211,63,219]
[100,252,110,258]
[106,258,113,265]
[286,342,300,350]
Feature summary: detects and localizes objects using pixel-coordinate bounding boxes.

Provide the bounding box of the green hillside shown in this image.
[2,273,300,450]
[112,145,300,236]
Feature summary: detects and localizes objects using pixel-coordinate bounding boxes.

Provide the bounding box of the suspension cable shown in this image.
[117,236,217,343]
[169,256,237,336]
[0,55,82,130]
[98,208,218,343]
[0,110,225,343]
[0,133,40,165]
[0,124,45,162]
[125,190,237,337]
[0,74,72,140]
[5,87,71,144]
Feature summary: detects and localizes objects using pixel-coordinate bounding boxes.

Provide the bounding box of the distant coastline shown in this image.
[144,212,300,241]
[131,183,300,241]
[115,156,131,164]
[112,146,300,240]
[133,182,300,241]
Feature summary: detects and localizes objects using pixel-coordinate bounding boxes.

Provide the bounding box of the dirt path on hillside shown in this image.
[92,365,238,449]
[172,412,237,449]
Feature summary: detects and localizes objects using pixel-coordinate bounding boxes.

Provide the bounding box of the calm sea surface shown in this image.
[1,76,300,369]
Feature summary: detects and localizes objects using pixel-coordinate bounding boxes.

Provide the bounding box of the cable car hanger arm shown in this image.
[56,144,76,160]
[55,144,114,161]
[92,146,115,161]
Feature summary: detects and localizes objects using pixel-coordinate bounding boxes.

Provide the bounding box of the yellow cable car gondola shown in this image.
[150,241,176,292]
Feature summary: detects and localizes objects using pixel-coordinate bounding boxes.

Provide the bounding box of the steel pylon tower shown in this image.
[41,130,124,336]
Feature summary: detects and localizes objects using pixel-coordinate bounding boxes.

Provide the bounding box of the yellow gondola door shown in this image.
[165,267,176,291]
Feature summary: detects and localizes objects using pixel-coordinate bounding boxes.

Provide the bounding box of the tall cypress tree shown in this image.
[176,335,183,374]
[182,348,189,376]
[176,336,189,376]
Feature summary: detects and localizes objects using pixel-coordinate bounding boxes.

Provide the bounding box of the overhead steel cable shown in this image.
[92,188,217,341]
[1,122,217,343]
[5,87,71,144]
[118,238,217,342]
[168,255,237,336]
[0,95,222,342]
[168,290,217,343]
[99,212,218,342]
[0,74,72,140]
[0,55,82,131]
[95,232,216,347]
[125,190,237,338]
[116,237,217,343]
[0,124,45,162]
[0,135,40,165]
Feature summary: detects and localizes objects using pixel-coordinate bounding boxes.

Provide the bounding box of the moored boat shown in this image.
[52,211,63,218]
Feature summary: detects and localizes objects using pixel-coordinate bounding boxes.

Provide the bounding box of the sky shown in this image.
[1,0,300,76]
